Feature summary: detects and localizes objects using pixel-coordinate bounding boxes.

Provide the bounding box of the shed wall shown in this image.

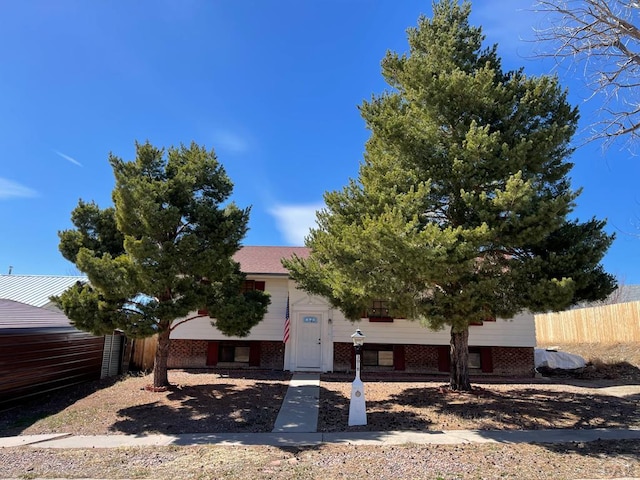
[0,328,104,408]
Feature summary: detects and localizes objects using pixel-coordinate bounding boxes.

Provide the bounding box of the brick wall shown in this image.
[492,346,535,377]
[404,345,441,373]
[168,339,285,370]
[168,339,208,368]
[333,342,353,372]
[260,341,285,369]
[332,342,534,376]
[170,340,534,376]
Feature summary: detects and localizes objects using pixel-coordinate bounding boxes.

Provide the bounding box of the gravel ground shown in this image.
[1,441,639,479]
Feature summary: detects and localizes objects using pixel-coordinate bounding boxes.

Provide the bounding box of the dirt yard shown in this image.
[0,342,638,479]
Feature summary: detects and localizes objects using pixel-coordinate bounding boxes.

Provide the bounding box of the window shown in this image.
[241,280,265,293]
[468,348,482,369]
[218,343,250,363]
[366,300,394,322]
[207,341,261,367]
[469,315,496,326]
[362,345,394,367]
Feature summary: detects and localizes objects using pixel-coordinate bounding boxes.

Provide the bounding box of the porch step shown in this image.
[272,373,320,433]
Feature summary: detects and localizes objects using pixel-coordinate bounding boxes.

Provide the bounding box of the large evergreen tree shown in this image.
[283,0,615,391]
[54,141,270,388]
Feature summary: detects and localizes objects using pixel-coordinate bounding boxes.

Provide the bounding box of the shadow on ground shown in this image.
[111,379,290,434]
[0,376,124,435]
[318,374,640,433]
[0,370,292,437]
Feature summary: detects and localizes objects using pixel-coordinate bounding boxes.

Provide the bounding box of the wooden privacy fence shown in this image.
[129,335,158,371]
[535,301,640,344]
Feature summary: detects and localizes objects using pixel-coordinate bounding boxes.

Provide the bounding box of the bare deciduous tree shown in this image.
[534,0,640,145]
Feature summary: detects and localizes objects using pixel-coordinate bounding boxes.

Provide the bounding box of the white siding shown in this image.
[330,311,536,347]
[170,277,536,348]
[170,277,290,341]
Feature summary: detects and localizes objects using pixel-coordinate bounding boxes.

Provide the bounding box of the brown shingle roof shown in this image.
[233,246,310,275]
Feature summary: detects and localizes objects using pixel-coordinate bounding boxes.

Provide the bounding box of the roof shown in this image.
[0,299,74,330]
[0,247,309,300]
[233,246,310,275]
[613,285,640,303]
[0,274,87,307]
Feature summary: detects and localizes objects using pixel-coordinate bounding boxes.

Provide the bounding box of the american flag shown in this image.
[283,294,290,343]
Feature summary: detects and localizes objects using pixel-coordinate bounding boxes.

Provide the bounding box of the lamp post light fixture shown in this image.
[348,328,367,426]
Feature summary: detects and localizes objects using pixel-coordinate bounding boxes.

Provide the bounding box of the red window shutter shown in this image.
[254,281,265,291]
[206,342,219,366]
[393,345,405,371]
[438,345,451,372]
[249,342,261,367]
[480,347,493,373]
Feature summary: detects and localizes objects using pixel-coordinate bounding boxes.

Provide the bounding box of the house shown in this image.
[0,299,107,408]
[169,246,536,376]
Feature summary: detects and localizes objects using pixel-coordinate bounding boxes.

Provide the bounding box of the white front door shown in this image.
[295,312,323,369]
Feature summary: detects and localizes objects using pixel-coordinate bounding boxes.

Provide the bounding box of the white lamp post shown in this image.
[348,328,367,426]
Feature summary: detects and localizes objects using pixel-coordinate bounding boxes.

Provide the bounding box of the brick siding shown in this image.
[491,346,535,376]
[168,340,208,368]
[258,341,285,370]
[404,345,441,373]
[169,340,533,376]
[332,342,533,376]
[168,339,284,370]
[333,342,353,372]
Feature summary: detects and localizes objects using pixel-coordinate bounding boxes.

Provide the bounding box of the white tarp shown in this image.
[534,348,586,370]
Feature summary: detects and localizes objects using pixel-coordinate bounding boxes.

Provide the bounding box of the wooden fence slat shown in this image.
[130,335,158,371]
[535,301,640,344]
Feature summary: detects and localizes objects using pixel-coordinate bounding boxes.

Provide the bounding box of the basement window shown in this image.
[468,347,482,370]
[363,345,394,367]
[219,344,250,363]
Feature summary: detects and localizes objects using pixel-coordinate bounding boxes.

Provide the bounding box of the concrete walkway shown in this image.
[272,372,320,433]
[1,373,640,449]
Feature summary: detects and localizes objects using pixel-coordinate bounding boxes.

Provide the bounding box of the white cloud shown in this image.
[269,203,323,245]
[471,1,538,57]
[54,150,82,167]
[212,130,250,155]
[0,178,38,199]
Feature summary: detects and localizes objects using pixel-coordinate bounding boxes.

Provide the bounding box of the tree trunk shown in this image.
[450,326,471,391]
[153,328,171,388]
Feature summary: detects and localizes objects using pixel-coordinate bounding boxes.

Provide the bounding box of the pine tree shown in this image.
[54,141,270,388]
[284,0,615,391]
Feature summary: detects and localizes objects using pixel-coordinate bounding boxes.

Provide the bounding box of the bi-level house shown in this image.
[168,246,536,376]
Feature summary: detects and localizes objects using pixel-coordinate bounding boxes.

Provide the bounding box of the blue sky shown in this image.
[1,1,639,285]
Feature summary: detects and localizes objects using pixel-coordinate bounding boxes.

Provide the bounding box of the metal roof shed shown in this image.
[0,299,106,408]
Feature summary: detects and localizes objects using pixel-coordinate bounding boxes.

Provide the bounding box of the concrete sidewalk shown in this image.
[1,428,640,449]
